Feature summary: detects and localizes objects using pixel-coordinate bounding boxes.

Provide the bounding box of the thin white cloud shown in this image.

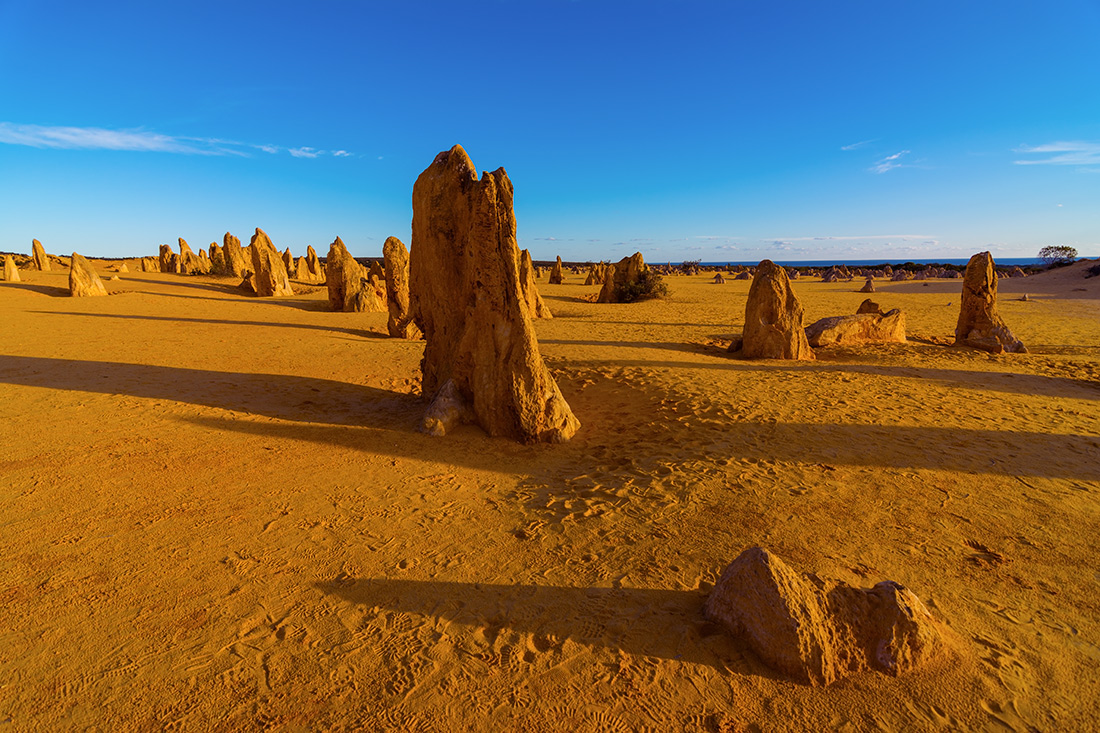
[1014,141,1100,166]
[0,122,353,160]
[841,138,877,151]
[871,150,911,173]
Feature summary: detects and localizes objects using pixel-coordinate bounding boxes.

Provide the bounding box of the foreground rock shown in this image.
[409,144,579,442]
[519,249,552,319]
[738,260,814,360]
[69,253,108,297]
[304,245,325,283]
[805,309,906,347]
[248,228,294,297]
[597,252,648,303]
[382,236,421,338]
[32,239,50,271]
[549,256,564,284]
[326,237,384,312]
[954,252,1026,354]
[3,254,21,282]
[705,547,946,686]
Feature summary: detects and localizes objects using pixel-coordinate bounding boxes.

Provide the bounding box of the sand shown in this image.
[1,262,1098,731]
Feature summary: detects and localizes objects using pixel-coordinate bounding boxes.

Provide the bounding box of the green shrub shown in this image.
[614,269,669,302]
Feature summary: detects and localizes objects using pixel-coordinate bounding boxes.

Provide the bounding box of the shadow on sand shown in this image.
[1,282,69,297]
[31,311,389,339]
[314,577,775,679]
[2,355,1096,480]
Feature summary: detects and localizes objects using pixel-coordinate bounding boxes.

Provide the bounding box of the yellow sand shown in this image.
[1,262,1098,731]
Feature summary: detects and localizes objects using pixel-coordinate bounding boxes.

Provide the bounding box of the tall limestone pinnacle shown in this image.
[409,145,579,443]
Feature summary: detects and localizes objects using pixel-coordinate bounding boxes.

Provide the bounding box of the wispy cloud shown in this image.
[1013,141,1100,166]
[0,122,354,160]
[871,150,911,173]
[841,138,877,151]
[772,234,936,242]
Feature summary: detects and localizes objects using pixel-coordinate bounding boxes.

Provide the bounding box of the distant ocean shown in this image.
[692,257,1046,268]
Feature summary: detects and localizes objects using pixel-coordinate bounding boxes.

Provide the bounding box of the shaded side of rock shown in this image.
[954,251,1026,354]
[409,144,579,443]
[69,252,108,296]
[326,237,383,312]
[740,260,814,360]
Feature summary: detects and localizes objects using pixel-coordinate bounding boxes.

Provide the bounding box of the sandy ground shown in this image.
[1,261,1098,732]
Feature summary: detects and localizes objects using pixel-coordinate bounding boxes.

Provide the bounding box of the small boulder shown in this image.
[705,547,946,686]
[856,298,882,315]
[954,252,1026,354]
[860,278,875,293]
[713,273,726,284]
[69,252,108,297]
[805,310,906,347]
[739,260,814,360]
[248,228,294,297]
[3,254,21,282]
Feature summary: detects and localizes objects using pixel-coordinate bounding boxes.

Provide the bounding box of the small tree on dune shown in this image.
[1038,245,1077,267]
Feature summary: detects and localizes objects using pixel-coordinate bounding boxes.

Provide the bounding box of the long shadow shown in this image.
[1,282,69,297]
[4,355,1096,480]
[30,311,387,339]
[541,339,707,355]
[561,356,1100,400]
[0,355,413,428]
[314,577,772,677]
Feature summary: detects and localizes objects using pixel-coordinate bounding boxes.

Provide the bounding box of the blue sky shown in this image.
[1,0,1097,262]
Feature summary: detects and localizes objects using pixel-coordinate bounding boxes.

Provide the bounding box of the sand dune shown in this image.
[1,264,1098,730]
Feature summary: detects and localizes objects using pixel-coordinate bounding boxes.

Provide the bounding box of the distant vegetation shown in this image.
[680,259,702,274]
[615,269,669,302]
[1038,245,1078,267]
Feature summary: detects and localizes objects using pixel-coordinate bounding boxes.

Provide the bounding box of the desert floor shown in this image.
[1,262,1098,732]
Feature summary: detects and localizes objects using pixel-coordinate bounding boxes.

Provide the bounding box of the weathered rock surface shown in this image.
[383,236,421,338]
[32,239,51,271]
[704,547,946,686]
[208,243,226,275]
[409,144,579,443]
[805,309,906,347]
[549,256,564,284]
[597,252,648,304]
[713,273,726,284]
[739,260,814,360]
[139,257,159,272]
[117,262,129,273]
[856,298,882,315]
[326,237,384,312]
[954,252,1026,354]
[223,232,249,278]
[179,238,209,275]
[860,278,875,293]
[519,249,552,319]
[69,253,108,297]
[248,228,294,297]
[282,248,294,274]
[4,254,21,282]
[304,245,325,283]
[158,244,177,274]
